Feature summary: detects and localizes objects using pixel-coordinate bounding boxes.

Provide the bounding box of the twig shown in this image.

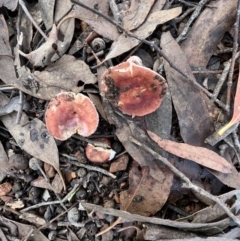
[61,153,116,179]
[34,161,67,211]
[129,136,240,226]
[80,201,234,230]
[70,0,227,110]
[20,184,79,212]
[18,0,48,40]
[176,0,209,43]
[15,90,23,124]
[226,0,240,112]
[178,0,197,7]
[212,60,231,99]
[108,0,123,29]
[73,134,110,148]
[22,202,79,241]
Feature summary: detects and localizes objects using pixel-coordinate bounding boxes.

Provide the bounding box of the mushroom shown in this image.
[100,56,167,117]
[85,143,116,163]
[45,92,99,140]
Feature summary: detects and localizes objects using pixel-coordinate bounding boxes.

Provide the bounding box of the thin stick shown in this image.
[18,0,48,40]
[80,201,233,230]
[226,0,240,113]
[61,153,116,179]
[70,0,227,110]
[15,91,23,124]
[129,136,240,226]
[212,60,231,99]
[176,0,209,43]
[20,184,79,212]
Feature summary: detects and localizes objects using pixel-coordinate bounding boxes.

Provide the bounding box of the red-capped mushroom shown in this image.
[85,143,116,163]
[100,56,167,117]
[45,92,99,140]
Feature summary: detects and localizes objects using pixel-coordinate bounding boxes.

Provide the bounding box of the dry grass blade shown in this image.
[147,130,233,174]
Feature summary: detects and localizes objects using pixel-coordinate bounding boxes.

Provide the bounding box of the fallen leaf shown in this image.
[19,213,46,226]
[147,130,233,174]
[0,15,17,84]
[19,24,58,67]
[181,0,237,67]
[161,31,215,146]
[122,0,155,30]
[0,216,50,240]
[0,141,10,182]
[5,200,24,209]
[0,0,18,11]
[14,55,97,100]
[105,7,182,61]
[0,93,66,190]
[38,0,55,29]
[73,0,119,41]
[52,0,74,61]
[0,182,12,196]
[120,161,172,216]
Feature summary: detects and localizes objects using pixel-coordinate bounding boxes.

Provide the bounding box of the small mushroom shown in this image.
[85,143,116,163]
[45,92,99,140]
[100,56,167,117]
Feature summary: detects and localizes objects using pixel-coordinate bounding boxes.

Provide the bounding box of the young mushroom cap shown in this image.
[85,143,116,163]
[100,56,167,117]
[45,92,99,141]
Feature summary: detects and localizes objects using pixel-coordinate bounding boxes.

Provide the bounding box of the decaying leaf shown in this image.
[19,24,58,67]
[1,216,50,241]
[105,7,182,61]
[38,0,55,29]
[73,0,119,41]
[147,130,233,174]
[52,0,74,61]
[120,161,172,216]
[0,93,66,190]
[122,0,155,31]
[0,141,10,182]
[181,0,237,67]
[0,15,17,84]
[14,55,97,100]
[0,0,18,11]
[161,31,215,146]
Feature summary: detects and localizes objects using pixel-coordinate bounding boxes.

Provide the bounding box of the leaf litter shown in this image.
[0,0,240,240]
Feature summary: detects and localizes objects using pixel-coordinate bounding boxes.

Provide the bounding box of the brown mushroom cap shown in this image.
[100,56,167,116]
[85,143,116,163]
[45,92,99,140]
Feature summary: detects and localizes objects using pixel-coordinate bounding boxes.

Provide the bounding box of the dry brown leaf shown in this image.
[161,31,215,146]
[120,161,172,216]
[0,93,66,190]
[0,141,10,182]
[0,182,12,196]
[38,0,55,29]
[73,0,119,41]
[14,55,97,100]
[147,130,233,174]
[0,15,17,84]
[19,213,46,226]
[19,24,58,67]
[105,7,182,61]
[1,216,50,240]
[122,0,155,30]
[0,0,18,11]
[181,0,237,67]
[52,0,74,61]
